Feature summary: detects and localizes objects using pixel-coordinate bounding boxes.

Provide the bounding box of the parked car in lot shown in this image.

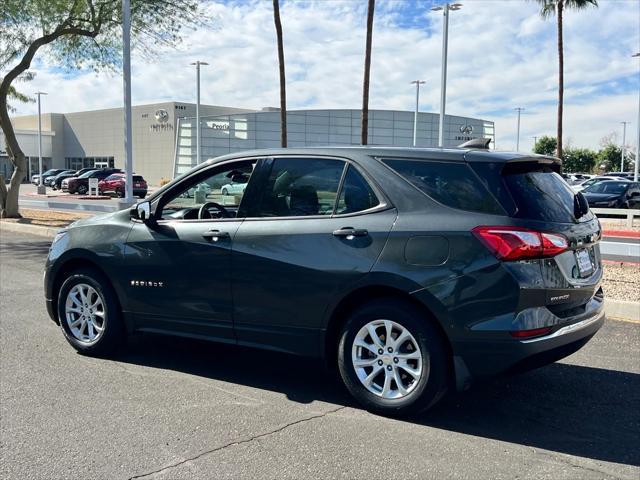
[582,181,640,209]
[63,168,122,194]
[44,169,75,187]
[53,168,97,190]
[98,173,148,198]
[45,147,605,416]
[31,169,69,185]
[221,181,248,196]
[572,176,628,192]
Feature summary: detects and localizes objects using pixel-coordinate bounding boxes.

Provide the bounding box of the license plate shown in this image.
[134,183,141,187]
[575,249,593,276]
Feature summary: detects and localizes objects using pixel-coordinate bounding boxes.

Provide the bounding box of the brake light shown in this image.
[472,226,568,261]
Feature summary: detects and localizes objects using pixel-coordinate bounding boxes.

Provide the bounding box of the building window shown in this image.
[66,156,114,170]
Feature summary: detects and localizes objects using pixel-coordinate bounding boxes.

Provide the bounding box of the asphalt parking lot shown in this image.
[1,230,638,480]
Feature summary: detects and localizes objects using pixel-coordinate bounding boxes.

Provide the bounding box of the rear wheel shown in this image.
[116,187,124,198]
[57,268,125,356]
[222,187,229,196]
[77,184,88,195]
[338,299,449,416]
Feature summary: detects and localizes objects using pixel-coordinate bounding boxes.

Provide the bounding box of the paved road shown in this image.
[1,230,639,480]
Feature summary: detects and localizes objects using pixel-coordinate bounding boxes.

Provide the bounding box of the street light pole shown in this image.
[122,0,133,205]
[35,91,47,195]
[431,3,462,148]
[515,107,524,151]
[633,52,640,181]
[190,61,209,165]
[410,80,425,147]
[621,121,628,172]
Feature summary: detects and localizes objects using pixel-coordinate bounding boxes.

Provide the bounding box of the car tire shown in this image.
[338,298,449,416]
[116,187,124,198]
[77,185,88,195]
[222,188,228,196]
[57,268,125,356]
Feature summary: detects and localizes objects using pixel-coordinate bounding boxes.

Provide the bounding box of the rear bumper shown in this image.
[452,296,604,389]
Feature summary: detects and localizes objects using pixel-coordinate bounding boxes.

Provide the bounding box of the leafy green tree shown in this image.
[0,0,207,218]
[562,147,597,173]
[533,135,557,156]
[532,0,598,159]
[597,144,634,173]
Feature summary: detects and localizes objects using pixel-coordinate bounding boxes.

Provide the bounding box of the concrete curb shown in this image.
[0,221,60,238]
[605,299,640,322]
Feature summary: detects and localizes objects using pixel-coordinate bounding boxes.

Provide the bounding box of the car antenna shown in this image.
[458,138,491,149]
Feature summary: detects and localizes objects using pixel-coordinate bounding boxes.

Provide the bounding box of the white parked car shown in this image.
[221,182,247,195]
[572,176,629,192]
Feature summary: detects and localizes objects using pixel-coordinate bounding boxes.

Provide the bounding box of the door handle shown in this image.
[202,229,230,241]
[333,227,369,239]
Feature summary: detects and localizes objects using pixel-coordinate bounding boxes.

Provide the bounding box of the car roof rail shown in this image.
[458,138,492,149]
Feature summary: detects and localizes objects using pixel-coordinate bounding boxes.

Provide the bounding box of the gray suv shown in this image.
[44,147,604,415]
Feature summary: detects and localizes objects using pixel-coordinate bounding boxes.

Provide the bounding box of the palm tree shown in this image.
[361,0,375,145]
[534,0,597,159]
[273,0,287,147]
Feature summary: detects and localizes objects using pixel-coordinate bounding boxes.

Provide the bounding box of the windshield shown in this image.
[583,182,628,195]
[79,170,100,178]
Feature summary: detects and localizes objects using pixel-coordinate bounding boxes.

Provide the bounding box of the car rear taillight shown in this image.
[472,226,568,261]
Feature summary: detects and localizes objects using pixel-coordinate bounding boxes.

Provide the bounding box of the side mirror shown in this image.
[131,201,152,222]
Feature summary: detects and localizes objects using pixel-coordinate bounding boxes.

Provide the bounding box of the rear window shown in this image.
[133,175,144,182]
[382,159,504,215]
[471,161,592,223]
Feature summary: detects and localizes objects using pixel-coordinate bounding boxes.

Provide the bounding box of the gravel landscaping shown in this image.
[602,263,640,303]
[0,208,91,228]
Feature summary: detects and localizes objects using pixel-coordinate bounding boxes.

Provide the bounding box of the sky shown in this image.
[8,0,640,152]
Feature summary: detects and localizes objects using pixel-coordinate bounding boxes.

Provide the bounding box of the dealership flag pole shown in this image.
[122,0,133,204]
[411,80,425,147]
[36,91,47,195]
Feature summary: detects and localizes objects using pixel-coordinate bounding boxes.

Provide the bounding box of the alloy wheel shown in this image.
[351,319,424,399]
[64,283,106,345]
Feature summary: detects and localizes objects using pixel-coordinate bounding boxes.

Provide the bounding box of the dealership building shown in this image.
[1,101,495,184]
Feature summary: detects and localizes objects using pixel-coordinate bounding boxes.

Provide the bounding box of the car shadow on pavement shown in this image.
[115,334,639,468]
[0,236,51,259]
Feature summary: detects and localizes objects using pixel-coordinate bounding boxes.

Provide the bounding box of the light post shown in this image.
[633,52,639,181]
[121,0,134,205]
[410,80,425,147]
[533,136,538,150]
[514,107,524,151]
[190,61,208,165]
[431,3,462,148]
[621,121,628,172]
[35,91,47,195]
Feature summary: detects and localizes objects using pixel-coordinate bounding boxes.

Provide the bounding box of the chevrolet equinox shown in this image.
[44,147,604,415]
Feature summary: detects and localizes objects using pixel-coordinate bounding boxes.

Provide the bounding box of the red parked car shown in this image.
[98,173,148,198]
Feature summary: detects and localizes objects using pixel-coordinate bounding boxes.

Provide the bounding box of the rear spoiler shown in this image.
[458,138,492,149]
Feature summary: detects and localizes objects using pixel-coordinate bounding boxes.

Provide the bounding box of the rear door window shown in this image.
[382,158,504,215]
[471,161,592,223]
[335,166,380,214]
[254,158,346,217]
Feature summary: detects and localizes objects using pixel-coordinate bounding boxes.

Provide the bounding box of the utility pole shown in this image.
[410,80,425,147]
[122,0,133,205]
[621,121,628,172]
[515,107,524,151]
[35,91,47,195]
[190,61,209,165]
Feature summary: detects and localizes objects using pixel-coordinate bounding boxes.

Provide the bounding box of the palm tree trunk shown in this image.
[361,0,375,145]
[556,0,564,160]
[273,0,287,148]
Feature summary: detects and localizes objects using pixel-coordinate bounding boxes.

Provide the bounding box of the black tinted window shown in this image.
[256,158,345,217]
[336,166,380,214]
[382,159,504,215]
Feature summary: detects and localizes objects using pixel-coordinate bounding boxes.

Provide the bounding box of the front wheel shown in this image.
[338,299,449,416]
[221,188,229,196]
[57,268,125,356]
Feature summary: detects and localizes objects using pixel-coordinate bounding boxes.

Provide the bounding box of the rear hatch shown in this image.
[468,155,602,315]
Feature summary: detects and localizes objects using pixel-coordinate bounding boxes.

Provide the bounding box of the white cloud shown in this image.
[8,0,640,152]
